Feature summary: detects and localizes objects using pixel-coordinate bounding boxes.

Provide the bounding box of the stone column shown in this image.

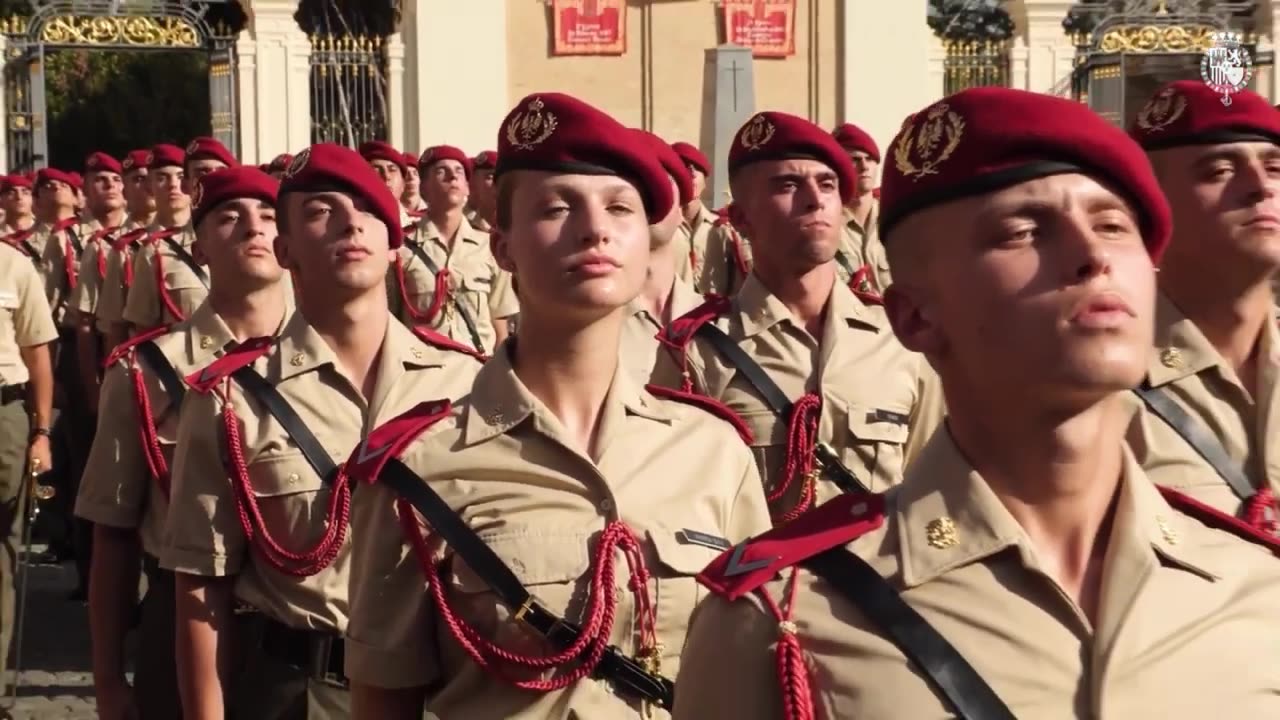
[841,0,934,157]
[239,0,312,164]
[1023,0,1075,95]
[0,34,10,170]
[927,34,947,98]
[384,32,406,149]
[1010,36,1030,90]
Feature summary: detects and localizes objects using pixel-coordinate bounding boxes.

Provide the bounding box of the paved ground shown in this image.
[3,551,97,719]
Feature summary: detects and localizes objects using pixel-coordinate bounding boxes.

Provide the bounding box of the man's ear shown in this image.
[727,197,751,237]
[490,229,516,274]
[883,283,945,356]
[273,235,295,271]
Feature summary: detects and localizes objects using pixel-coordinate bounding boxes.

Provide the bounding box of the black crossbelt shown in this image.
[804,548,1017,720]
[162,236,210,289]
[694,323,867,494]
[67,226,83,257]
[231,366,338,484]
[378,457,675,710]
[834,249,858,281]
[134,340,185,417]
[1133,382,1254,503]
[407,242,485,352]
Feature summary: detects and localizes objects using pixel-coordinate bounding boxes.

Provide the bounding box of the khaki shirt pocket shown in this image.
[738,408,786,490]
[841,404,911,492]
[648,527,725,670]
[245,452,330,547]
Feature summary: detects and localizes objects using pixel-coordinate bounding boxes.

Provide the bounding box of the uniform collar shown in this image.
[844,199,878,235]
[896,429,1218,590]
[735,272,880,339]
[269,313,442,384]
[421,216,485,248]
[683,203,718,234]
[627,277,703,326]
[182,301,238,365]
[463,341,671,446]
[1148,292,1232,386]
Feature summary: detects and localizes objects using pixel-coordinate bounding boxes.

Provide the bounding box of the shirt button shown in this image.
[599,498,614,512]
[287,473,299,485]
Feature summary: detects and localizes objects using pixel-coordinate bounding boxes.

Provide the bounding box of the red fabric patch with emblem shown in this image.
[1158,486,1280,557]
[698,492,886,600]
[409,324,488,362]
[184,336,276,393]
[344,400,454,484]
[645,383,754,445]
[102,324,171,370]
[657,294,731,352]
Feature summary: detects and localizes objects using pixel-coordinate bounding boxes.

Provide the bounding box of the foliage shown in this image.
[44,50,209,169]
[927,0,1015,41]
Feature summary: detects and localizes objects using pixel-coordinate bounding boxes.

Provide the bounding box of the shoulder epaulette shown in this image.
[848,266,884,306]
[1158,486,1280,558]
[344,399,453,484]
[102,325,172,369]
[409,324,488,363]
[657,294,732,351]
[644,383,754,445]
[698,492,887,600]
[111,227,150,252]
[149,228,180,242]
[184,336,276,393]
[872,187,881,199]
[6,228,35,245]
[408,208,427,219]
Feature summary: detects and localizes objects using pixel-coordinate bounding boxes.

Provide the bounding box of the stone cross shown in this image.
[701,44,755,207]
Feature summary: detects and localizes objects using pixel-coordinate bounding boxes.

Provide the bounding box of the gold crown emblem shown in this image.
[144,151,155,166]
[1135,87,1188,133]
[739,114,776,152]
[892,102,965,181]
[186,139,202,155]
[87,155,100,169]
[122,156,134,170]
[506,97,558,152]
[191,175,205,208]
[420,147,434,164]
[284,148,310,179]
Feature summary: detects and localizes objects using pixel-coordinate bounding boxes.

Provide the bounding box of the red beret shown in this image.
[148,144,185,170]
[267,153,294,173]
[832,123,881,162]
[36,168,78,190]
[185,137,237,168]
[496,93,674,223]
[280,143,405,248]
[472,150,498,170]
[418,145,473,179]
[2,175,31,192]
[85,152,122,175]
[402,151,419,170]
[1129,80,1280,151]
[728,111,857,205]
[70,172,83,190]
[880,87,1171,261]
[358,141,406,172]
[636,131,694,207]
[191,166,279,230]
[671,142,710,176]
[122,149,150,174]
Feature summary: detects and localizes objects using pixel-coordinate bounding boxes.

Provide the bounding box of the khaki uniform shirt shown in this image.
[620,278,703,387]
[93,218,148,334]
[68,220,113,319]
[672,204,719,287]
[123,224,206,329]
[161,314,480,633]
[74,302,238,557]
[0,242,58,384]
[696,222,752,298]
[659,273,942,509]
[464,207,491,233]
[35,219,98,328]
[1127,293,1280,516]
[391,219,518,354]
[344,347,772,717]
[673,431,1280,719]
[839,201,891,291]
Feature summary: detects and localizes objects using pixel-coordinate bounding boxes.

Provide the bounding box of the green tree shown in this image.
[928,0,1014,41]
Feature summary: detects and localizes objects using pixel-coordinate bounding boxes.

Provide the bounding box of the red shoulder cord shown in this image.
[769,394,823,524]
[756,568,817,720]
[94,227,120,281]
[1243,487,1278,535]
[216,382,352,577]
[122,246,135,289]
[125,350,173,499]
[396,499,662,691]
[392,253,448,325]
[727,227,751,277]
[151,232,189,323]
[61,236,78,293]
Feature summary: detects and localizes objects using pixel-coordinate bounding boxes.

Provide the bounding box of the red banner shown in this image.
[552,0,626,56]
[724,0,796,58]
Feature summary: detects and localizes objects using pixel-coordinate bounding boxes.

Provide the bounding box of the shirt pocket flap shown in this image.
[847,404,911,444]
[460,274,492,292]
[648,528,724,576]
[246,452,326,497]
[451,532,592,593]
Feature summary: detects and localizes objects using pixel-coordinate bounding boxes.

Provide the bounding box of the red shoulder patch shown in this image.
[345,400,454,484]
[848,265,883,306]
[102,325,172,370]
[657,294,731,352]
[409,324,488,363]
[1158,486,1280,558]
[6,229,34,246]
[184,336,276,393]
[698,492,887,600]
[644,383,754,445]
[872,187,881,199]
[111,228,150,252]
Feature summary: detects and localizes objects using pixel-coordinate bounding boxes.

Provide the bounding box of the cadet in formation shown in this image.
[673,86,1280,719]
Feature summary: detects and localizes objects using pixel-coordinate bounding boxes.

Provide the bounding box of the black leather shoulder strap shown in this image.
[66,226,83,257]
[804,547,1017,720]
[834,249,858,280]
[379,457,675,710]
[134,340,184,416]
[162,235,210,288]
[231,366,337,484]
[407,242,485,352]
[1133,382,1254,502]
[693,323,866,493]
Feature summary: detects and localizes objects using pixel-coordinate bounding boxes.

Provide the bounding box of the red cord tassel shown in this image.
[770,393,823,524]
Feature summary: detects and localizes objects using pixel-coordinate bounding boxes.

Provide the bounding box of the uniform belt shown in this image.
[259,617,347,686]
[0,383,27,405]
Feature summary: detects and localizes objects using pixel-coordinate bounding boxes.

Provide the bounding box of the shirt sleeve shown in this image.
[74,366,149,528]
[95,250,126,333]
[14,261,57,347]
[487,261,519,320]
[123,245,160,329]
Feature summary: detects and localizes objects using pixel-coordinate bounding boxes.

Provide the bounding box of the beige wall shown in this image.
[504,0,841,148]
